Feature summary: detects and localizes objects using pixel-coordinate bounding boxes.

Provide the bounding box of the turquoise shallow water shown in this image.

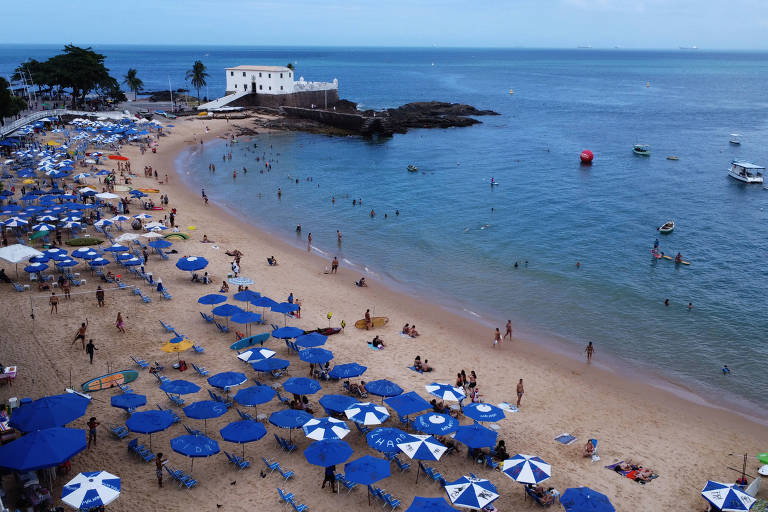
[3,45,768,415]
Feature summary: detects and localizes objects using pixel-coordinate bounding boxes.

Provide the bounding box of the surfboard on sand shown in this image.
[82,370,139,392]
[230,332,270,350]
[355,317,389,329]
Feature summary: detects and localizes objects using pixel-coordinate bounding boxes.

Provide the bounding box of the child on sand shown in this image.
[115,312,125,333]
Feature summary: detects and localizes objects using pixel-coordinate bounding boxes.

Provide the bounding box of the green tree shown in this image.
[0,77,27,126]
[286,63,295,71]
[185,60,209,103]
[122,68,143,100]
[47,45,115,107]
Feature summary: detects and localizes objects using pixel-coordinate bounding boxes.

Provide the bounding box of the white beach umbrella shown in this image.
[345,402,390,425]
[302,417,351,441]
[115,233,139,242]
[62,470,121,510]
[95,192,120,200]
[141,232,163,239]
[502,454,552,485]
[426,383,466,402]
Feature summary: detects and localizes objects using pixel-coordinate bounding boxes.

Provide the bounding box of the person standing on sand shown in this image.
[96,286,105,307]
[493,328,502,347]
[365,309,372,330]
[322,464,337,492]
[585,342,594,363]
[504,320,513,341]
[85,339,97,364]
[87,417,100,448]
[156,452,168,488]
[516,379,524,408]
[115,312,125,333]
[331,257,339,274]
[72,319,89,350]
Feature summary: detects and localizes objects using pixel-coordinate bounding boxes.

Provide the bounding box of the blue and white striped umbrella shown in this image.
[122,257,142,267]
[89,257,110,267]
[426,383,466,402]
[502,454,551,484]
[24,262,48,273]
[32,223,55,232]
[116,252,134,261]
[56,259,78,268]
[302,416,350,440]
[701,481,756,512]
[444,475,499,510]
[345,402,390,425]
[397,434,447,461]
[236,348,276,363]
[462,403,505,423]
[62,471,121,510]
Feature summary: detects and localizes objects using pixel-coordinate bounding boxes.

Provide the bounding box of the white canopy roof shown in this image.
[0,244,44,264]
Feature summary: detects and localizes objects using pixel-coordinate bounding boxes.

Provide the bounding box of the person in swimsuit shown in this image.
[87,417,100,448]
[493,328,502,347]
[516,378,524,407]
[72,319,89,350]
[331,257,339,274]
[364,309,372,330]
[49,292,59,314]
[469,371,477,390]
[504,320,513,340]
[155,452,168,488]
[115,312,125,333]
[585,342,594,363]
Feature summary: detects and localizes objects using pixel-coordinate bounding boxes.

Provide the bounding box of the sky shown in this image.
[2,0,768,49]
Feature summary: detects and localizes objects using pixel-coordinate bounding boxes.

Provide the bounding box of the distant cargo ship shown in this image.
[679,46,698,50]
[577,45,593,49]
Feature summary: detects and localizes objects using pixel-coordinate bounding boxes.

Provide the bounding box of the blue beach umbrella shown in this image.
[126,410,174,448]
[252,296,279,309]
[61,471,121,511]
[176,256,208,271]
[71,247,94,258]
[29,255,50,263]
[328,363,367,380]
[502,454,551,485]
[295,332,328,348]
[426,383,466,402]
[80,251,99,261]
[230,311,262,326]
[299,348,334,365]
[220,420,267,457]
[9,393,90,432]
[454,422,497,449]
[560,487,615,512]
[385,391,432,418]
[272,302,299,314]
[346,455,391,504]
[56,258,78,268]
[345,402,390,425]
[148,239,172,249]
[171,434,220,473]
[444,476,499,510]
[398,434,447,483]
[24,262,48,273]
[234,385,275,410]
[122,257,141,267]
[462,403,505,423]
[115,252,134,262]
[103,243,128,252]
[207,371,247,391]
[283,377,322,396]
[89,257,110,267]
[211,304,242,317]
[406,497,458,512]
[233,289,260,302]
[303,417,350,441]
[44,248,67,258]
[159,380,201,395]
[304,439,354,467]
[318,394,358,415]
[32,223,55,232]
[110,393,147,411]
[412,413,459,436]
[183,401,228,434]
[366,427,412,454]
[252,357,290,373]
[272,326,304,339]
[269,409,313,440]
[197,293,226,305]
[365,379,404,399]
[0,427,86,471]
[701,481,755,512]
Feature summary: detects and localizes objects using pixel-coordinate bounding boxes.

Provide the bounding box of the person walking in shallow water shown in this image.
[585,342,594,363]
[503,320,513,341]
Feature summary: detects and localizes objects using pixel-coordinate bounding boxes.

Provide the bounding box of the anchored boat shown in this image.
[728,160,764,184]
[633,144,651,156]
[658,221,675,234]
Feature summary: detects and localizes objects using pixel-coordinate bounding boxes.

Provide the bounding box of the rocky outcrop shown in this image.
[267,101,498,137]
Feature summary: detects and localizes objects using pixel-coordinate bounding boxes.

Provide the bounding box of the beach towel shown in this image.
[368,343,380,351]
[497,403,518,413]
[554,433,577,445]
[408,366,423,373]
[605,462,659,484]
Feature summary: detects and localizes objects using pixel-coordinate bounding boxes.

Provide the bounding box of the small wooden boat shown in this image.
[729,134,741,145]
[407,165,418,173]
[658,221,675,234]
[666,156,679,161]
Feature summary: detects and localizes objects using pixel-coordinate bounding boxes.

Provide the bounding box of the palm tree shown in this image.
[122,68,143,100]
[185,60,209,104]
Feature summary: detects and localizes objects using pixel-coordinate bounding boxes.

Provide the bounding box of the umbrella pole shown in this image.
[416,463,420,484]
[149,432,152,450]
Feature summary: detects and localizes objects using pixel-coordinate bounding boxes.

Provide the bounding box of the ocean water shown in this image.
[3,45,768,416]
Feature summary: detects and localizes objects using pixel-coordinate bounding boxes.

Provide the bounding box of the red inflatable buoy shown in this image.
[580,150,594,164]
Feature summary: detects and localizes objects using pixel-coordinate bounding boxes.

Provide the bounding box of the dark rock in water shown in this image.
[265,100,499,137]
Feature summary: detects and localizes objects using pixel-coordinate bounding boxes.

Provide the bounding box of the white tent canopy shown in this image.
[0,244,44,264]
[115,233,139,243]
[95,192,120,200]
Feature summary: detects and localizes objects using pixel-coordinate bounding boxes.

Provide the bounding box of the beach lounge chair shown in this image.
[184,424,203,436]
[277,488,295,505]
[281,436,297,453]
[117,383,135,393]
[290,499,308,512]
[354,423,370,435]
[166,392,185,406]
[391,455,410,472]
[128,439,155,462]
[276,463,295,481]
[263,457,280,474]
[238,408,256,421]
[165,466,197,489]
[12,282,24,292]
[153,372,170,384]
[200,312,214,323]
[192,363,209,376]
[382,492,401,511]
[161,289,172,300]
[215,321,230,334]
[130,355,149,368]
[132,287,142,296]
[193,344,205,353]
[159,320,178,334]
[483,455,499,470]
[274,390,291,405]
[208,389,233,407]
[109,423,129,439]
[157,404,181,423]
[224,451,250,470]
[141,292,152,303]
[335,474,358,494]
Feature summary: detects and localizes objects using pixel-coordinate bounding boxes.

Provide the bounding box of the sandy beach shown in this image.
[0,114,764,512]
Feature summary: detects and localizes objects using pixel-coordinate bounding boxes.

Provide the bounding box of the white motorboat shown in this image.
[730,133,741,145]
[728,161,764,184]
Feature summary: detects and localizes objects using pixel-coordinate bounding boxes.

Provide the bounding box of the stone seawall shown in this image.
[230,90,339,109]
